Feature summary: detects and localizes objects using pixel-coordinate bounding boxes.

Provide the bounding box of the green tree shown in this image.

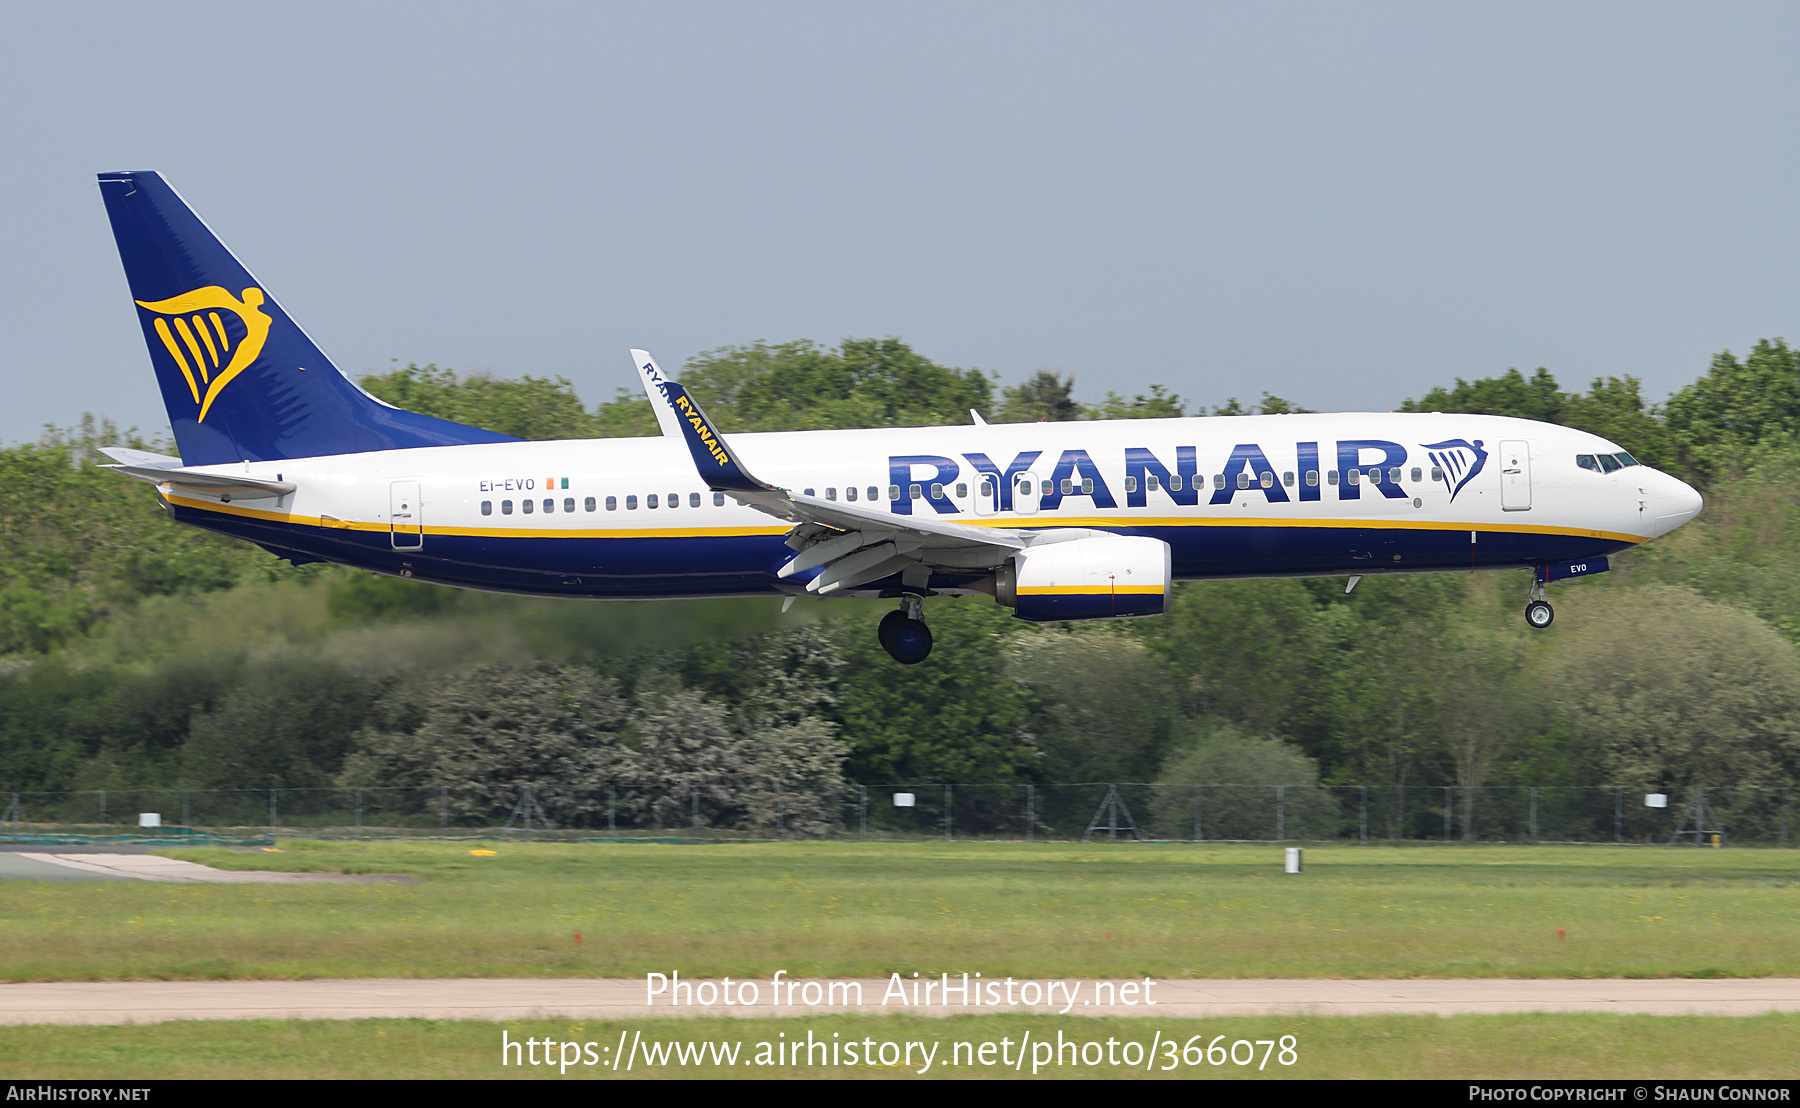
[1150,718,1337,839]
[1541,585,1800,790]
[833,602,1036,782]
[358,363,598,440]
[338,662,633,822]
[183,658,377,788]
[1085,383,1188,420]
[998,371,1081,422]
[1663,339,1800,482]
[1006,626,1180,782]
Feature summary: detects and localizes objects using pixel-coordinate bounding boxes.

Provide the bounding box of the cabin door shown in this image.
[390,481,423,550]
[1499,441,1532,511]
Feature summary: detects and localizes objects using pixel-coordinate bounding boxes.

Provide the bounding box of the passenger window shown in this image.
[909,484,922,500]
[846,486,858,501]
[626,495,638,510]
[1388,468,1401,484]
[539,499,551,513]
[1598,455,1621,473]
[1060,479,1073,495]
[1213,474,1225,490]
[1348,470,1360,485]
[1327,471,1338,485]
[1146,474,1159,492]
[501,500,513,515]
[1431,466,1443,482]
[1410,467,1422,482]
[1615,451,1638,467]
[803,488,815,497]
[825,488,836,501]
[668,491,678,507]
[1306,470,1318,486]
[1018,480,1031,496]
[1283,471,1294,487]
[689,492,700,507]
[1041,480,1054,495]
[1124,476,1138,493]
[977,481,991,497]
[1082,478,1094,494]
[869,487,880,502]
[646,494,658,509]
[888,485,901,500]
[713,492,726,506]
[481,500,492,516]
[1168,474,1183,491]
[955,483,967,498]
[931,482,945,499]
[1259,472,1273,488]
[564,498,575,513]
[1237,472,1250,489]
[522,498,535,513]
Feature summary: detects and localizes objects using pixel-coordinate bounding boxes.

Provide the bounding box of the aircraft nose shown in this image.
[1649,471,1703,532]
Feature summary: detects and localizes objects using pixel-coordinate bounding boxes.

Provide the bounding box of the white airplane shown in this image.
[96,171,1703,663]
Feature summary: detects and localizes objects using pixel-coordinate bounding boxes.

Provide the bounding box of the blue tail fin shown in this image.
[98,171,519,464]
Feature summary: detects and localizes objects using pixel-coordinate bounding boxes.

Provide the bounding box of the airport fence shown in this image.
[0,783,1790,846]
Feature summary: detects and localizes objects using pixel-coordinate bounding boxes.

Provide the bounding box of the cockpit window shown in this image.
[1576,454,1601,473]
[1614,451,1638,467]
[1597,454,1622,473]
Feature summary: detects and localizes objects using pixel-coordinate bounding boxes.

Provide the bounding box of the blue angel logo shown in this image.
[1422,438,1487,502]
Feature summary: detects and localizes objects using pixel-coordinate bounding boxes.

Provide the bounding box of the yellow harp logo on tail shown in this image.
[134,287,272,422]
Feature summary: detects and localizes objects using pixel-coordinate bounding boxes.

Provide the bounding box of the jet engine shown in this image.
[995,535,1172,622]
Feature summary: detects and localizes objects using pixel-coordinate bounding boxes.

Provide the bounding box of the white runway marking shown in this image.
[13,853,414,884]
[2,978,1797,1025]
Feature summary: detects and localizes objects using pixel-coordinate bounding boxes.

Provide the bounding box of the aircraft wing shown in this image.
[636,350,1052,594]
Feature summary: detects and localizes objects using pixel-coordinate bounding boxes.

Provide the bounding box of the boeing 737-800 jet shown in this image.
[96,171,1703,663]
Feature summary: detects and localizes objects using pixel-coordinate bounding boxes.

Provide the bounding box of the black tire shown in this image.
[1525,600,1554,629]
[877,609,908,652]
[883,618,933,664]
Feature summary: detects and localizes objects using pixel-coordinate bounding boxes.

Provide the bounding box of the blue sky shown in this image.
[5,1,1799,441]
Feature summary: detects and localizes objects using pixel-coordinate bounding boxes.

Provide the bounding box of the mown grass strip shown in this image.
[2,840,1795,982]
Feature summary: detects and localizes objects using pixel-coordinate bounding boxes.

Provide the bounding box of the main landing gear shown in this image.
[879,595,933,664]
[1524,575,1554,630]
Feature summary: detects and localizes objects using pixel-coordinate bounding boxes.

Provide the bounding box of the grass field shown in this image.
[2,1013,1796,1079]
[1,840,1795,982]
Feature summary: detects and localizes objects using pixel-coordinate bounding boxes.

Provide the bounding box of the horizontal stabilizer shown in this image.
[102,464,294,499]
[98,446,181,469]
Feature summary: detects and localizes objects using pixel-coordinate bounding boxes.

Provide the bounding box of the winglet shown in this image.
[629,349,684,438]
[634,351,773,493]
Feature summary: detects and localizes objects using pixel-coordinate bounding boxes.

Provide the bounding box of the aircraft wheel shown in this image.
[883,618,933,664]
[878,609,908,652]
[1525,600,1554,629]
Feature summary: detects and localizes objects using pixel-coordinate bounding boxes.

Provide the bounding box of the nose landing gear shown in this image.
[879,595,933,664]
[1524,573,1554,629]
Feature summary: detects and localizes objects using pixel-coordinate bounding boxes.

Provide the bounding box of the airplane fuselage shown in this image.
[156,411,1700,601]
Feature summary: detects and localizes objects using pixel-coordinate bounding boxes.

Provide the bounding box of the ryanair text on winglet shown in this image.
[673,395,730,467]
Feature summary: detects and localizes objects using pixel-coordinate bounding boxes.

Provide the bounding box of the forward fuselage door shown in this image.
[390,480,423,549]
[1499,441,1532,511]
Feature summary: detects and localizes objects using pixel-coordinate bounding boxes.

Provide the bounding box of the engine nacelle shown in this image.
[995,535,1172,622]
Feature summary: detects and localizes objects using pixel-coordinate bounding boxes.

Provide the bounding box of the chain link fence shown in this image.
[0,783,1791,846]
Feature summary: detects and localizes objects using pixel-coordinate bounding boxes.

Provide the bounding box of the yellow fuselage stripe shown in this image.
[163,494,1643,546]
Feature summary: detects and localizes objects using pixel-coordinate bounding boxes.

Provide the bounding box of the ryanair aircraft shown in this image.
[97,171,1703,663]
